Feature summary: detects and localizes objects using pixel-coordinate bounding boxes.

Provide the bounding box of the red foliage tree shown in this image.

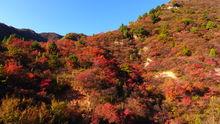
[4,59,23,75]
[76,67,118,89]
[92,55,110,67]
[40,79,52,88]
[77,46,104,62]
[37,79,52,96]
[55,39,76,56]
[8,38,31,48]
[92,103,121,124]
[37,56,48,64]
[26,72,37,79]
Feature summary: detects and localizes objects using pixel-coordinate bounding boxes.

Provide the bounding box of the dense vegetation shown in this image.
[0,0,220,124]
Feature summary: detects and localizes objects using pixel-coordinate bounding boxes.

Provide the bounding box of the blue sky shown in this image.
[0,0,168,35]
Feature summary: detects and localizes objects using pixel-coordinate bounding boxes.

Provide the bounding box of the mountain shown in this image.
[0,23,46,41]
[0,0,219,124]
[40,32,63,41]
[0,23,64,41]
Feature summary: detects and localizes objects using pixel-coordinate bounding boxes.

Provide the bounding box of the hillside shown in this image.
[0,0,220,124]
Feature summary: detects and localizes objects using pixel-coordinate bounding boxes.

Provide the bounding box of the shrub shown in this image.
[67,54,79,69]
[138,16,143,20]
[1,37,7,44]
[4,34,17,44]
[158,33,168,41]
[150,13,161,24]
[50,99,69,123]
[143,12,148,17]
[119,24,131,38]
[149,5,161,15]
[92,103,121,124]
[175,27,181,32]
[48,54,60,69]
[7,45,23,57]
[131,27,149,38]
[202,11,209,20]
[194,114,202,124]
[182,18,193,25]
[77,40,86,45]
[120,64,131,73]
[92,55,110,67]
[182,47,192,56]
[142,12,148,18]
[203,96,220,123]
[206,21,216,30]
[69,54,78,63]
[159,24,168,34]
[31,41,41,51]
[139,5,162,20]
[190,27,198,33]
[64,33,76,40]
[63,33,85,41]
[172,2,182,7]
[0,98,20,123]
[80,61,93,69]
[148,5,162,24]
[130,53,137,60]
[4,60,23,75]
[76,68,100,88]
[48,42,58,54]
[209,48,217,57]
[19,103,49,124]
[158,24,169,41]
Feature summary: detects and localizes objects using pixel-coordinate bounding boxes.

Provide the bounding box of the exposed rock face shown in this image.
[155,71,178,79]
[215,68,220,76]
[144,58,153,68]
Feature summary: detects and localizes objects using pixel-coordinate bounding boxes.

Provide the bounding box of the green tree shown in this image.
[120,64,131,74]
[119,24,131,38]
[48,54,60,69]
[158,24,169,41]
[48,42,58,54]
[151,13,161,24]
[182,18,193,25]
[31,41,42,51]
[63,33,77,41]
[4,34,17,44]
[209,48,217,57]
[131,27,149,38]
[206,21,216,30]
[69,54,78,63]
[190,27,198,33]
[182,47,192,56]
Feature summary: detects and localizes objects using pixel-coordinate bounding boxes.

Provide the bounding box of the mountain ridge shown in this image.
[0,22,63,41]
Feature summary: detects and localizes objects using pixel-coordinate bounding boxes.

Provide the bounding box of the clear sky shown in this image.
[0,0,169,35]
